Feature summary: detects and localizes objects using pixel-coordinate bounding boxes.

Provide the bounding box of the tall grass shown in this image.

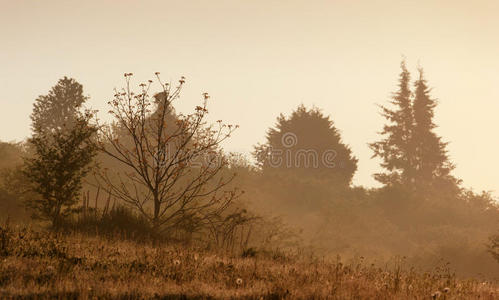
[0,225,497,299]
[61,205,154,242]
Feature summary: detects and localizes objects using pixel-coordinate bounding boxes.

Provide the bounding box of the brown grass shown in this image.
[0,226,497,299]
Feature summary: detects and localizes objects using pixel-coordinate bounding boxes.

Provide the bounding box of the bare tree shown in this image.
[97,73,240,235]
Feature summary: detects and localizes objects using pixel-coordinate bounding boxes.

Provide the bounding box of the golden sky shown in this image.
[1,0,498,193]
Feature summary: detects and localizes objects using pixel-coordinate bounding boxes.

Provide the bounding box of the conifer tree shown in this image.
[412,68,456,189]
[369,60,416,187]
[371,61,459,193]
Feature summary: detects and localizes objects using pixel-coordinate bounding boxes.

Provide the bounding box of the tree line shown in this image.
[0,60,497,275]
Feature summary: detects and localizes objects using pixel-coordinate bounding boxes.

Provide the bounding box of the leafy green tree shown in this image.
[255,104,357,187]
[24,78,98,227]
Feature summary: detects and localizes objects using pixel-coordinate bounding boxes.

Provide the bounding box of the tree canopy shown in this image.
[30,77,87,135]
[24,77,97,227]
[370,61,458,193]
[255,104,358,188]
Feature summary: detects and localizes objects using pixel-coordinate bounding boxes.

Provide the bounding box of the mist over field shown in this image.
[0,1,498,299]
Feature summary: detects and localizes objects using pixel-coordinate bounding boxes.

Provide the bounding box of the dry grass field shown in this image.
[0,226,497,299]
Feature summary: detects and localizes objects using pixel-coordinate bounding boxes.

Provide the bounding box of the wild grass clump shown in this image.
[0,226,497,299]
[60,206,155,242]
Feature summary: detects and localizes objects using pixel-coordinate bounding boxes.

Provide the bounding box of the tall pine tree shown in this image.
[412,68,457,190]
[369,60,416,187]
[371,61,458,193]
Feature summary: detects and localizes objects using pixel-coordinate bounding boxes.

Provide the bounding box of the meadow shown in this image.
[0,225,497,299]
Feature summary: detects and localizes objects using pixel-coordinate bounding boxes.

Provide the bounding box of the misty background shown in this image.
[1,0,499,193]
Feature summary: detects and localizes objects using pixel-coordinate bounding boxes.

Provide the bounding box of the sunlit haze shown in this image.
[1,0,498,193]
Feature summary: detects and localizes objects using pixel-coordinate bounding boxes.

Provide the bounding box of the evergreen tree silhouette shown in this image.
[369,60,416,187]
[371,61,458,193]
[412,68,457,190]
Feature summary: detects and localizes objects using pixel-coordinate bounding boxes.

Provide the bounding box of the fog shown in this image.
[1,0,498,286]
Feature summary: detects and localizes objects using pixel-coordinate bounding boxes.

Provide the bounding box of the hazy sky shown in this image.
[1,0,498,193]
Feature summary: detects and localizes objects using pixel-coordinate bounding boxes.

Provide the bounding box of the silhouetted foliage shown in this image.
[0,60,497,281]
[255,104,357,187]
[412,69,458,191]
[30,77,87,134]
[370,61,459,194]
[23,78,98,227]
[252,105,357,211]
[370,61,416,187]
